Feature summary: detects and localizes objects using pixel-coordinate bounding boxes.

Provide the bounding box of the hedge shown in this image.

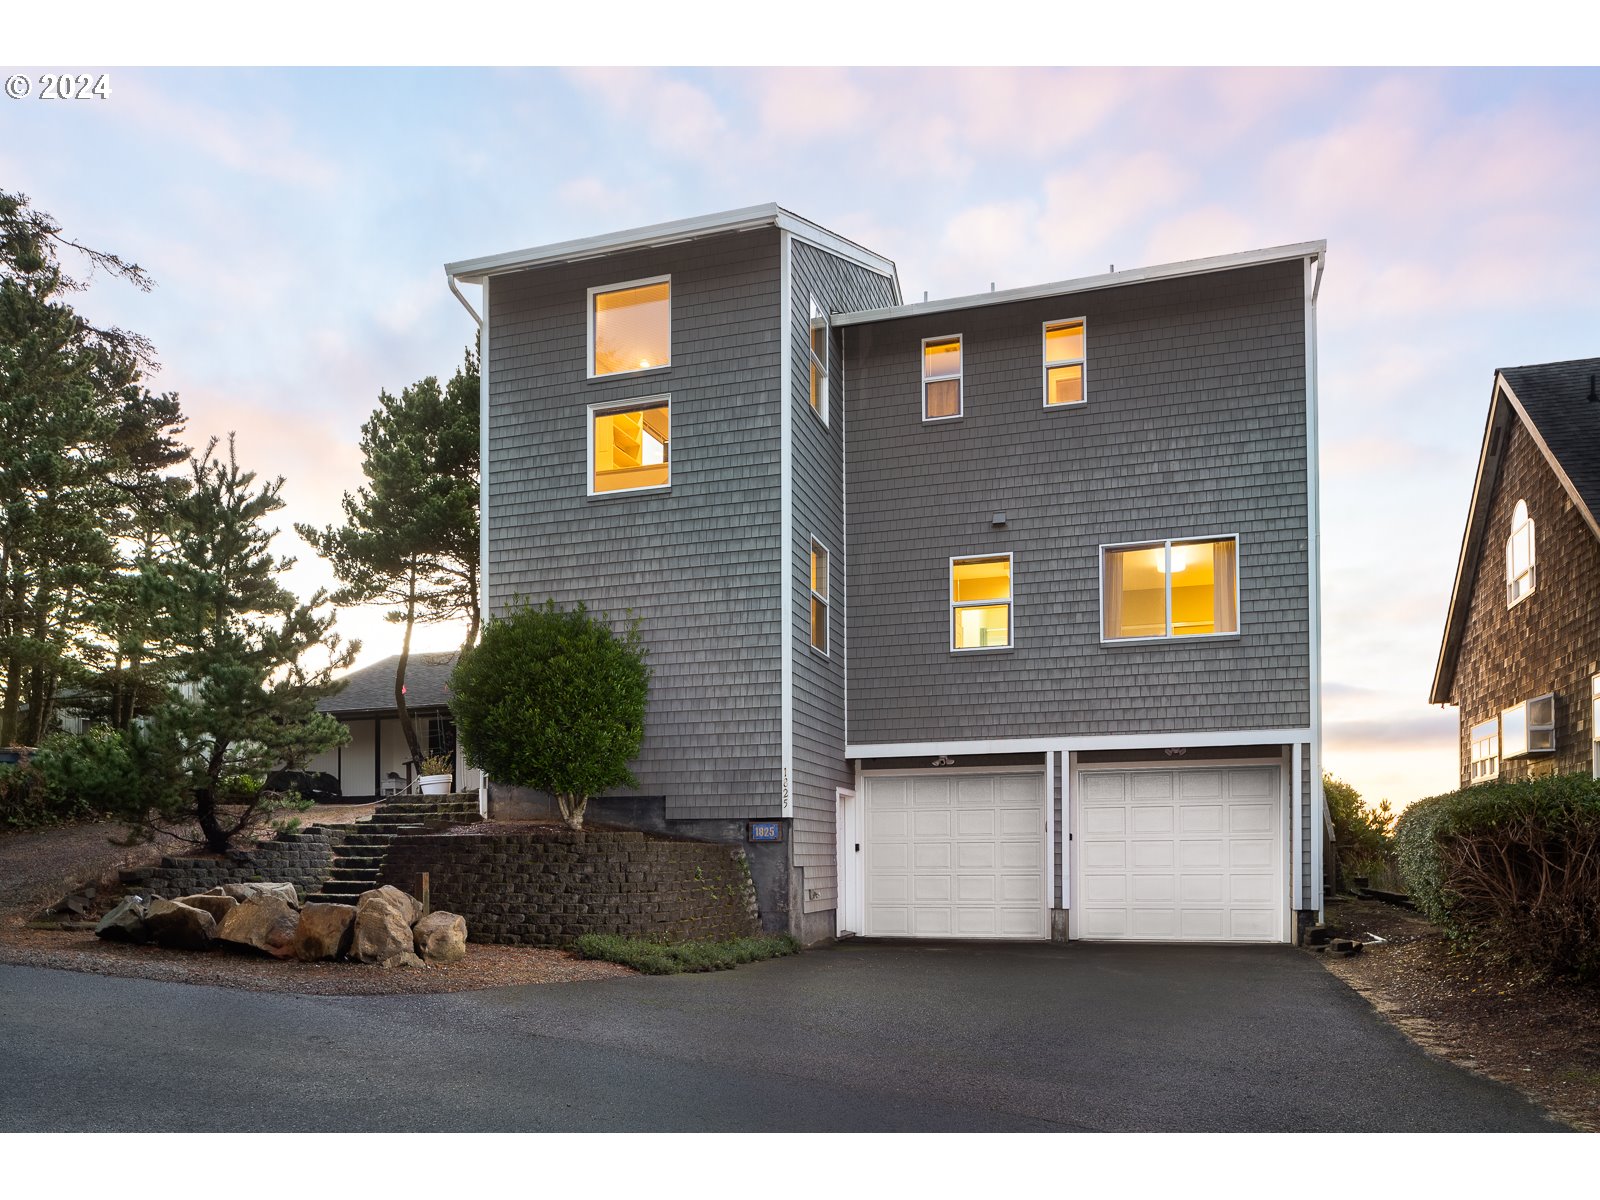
[1395,774,1600,979]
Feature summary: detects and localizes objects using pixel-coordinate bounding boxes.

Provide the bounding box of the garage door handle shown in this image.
[855,843,860,852]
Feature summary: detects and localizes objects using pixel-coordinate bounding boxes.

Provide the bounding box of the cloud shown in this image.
[1324,712,1457,750]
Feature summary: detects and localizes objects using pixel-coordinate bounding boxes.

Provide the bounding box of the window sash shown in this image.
[923,336,963,420]
[1101,537,1238,641]
[1043,320,1086,407]
[951,555,1012,650]
[809,541,829,654]
[590,399,670,494]
[809,301,829,420]
[590,277,671,377]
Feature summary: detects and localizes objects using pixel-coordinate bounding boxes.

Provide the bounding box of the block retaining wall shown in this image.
[378,829,762,946]
[122,829,337,901]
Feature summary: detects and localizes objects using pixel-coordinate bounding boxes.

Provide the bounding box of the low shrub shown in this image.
[1395,774,1600,979]
[0,730,122,830]
[573,933,800,975]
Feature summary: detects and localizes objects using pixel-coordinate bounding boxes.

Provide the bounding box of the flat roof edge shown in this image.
[834,239,1327,326]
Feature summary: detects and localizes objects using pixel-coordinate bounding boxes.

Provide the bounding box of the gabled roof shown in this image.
[318,651,459,717]
[445,203,898,290]
[1430,357,1600,704]
[832,240,1325,327]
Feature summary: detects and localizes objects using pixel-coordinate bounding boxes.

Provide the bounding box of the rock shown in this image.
[94,896,149,943]
[176,893,239,922]
[216,893,300,958]
[57,893,92,917]
[357,885,421,927]
[291,904,356,962]
[219,882,300,909]
[379,951,425,969]
[413,911,468,964]
[144,898,217,950]
[350,891,416,963]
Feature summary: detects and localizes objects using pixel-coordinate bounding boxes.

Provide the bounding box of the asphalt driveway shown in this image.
[0,940,1564,1131]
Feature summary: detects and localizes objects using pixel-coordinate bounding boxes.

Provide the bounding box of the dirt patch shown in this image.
[1318,896,1600,1130]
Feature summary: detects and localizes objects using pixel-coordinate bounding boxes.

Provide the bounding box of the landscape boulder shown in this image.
[291,903,357,962]
[94,896,149,943]
[144,898,217,950]
[350,889,417,964]
[176,893,239,922]
[216,893,300,958]
[379,951,425,969]
[413,911,468,964]
[218,882,300,909]
[360,885,422,927]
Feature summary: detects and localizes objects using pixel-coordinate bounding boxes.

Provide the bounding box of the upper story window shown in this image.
[1102,537,1239,641]
[589,276,670,378]
[1043,319,1086,407]
[810,540,830,655]
[923,335,962,421]
[951,554,1011,651]
[1469,717,1500,782]
[589,396,670,495]
[1501,693,1554,758]
[808,299,830,424]
[1506,498,1535,607]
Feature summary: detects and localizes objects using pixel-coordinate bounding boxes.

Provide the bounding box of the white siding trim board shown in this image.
[780,231,794,818]
[848,728,1315,758]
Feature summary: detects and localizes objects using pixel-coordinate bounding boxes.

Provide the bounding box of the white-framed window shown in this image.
[1042,318,1086,407]
[587,395,670,496]
[809,539,830,655]
[1101,536,1240,641]
[808,298,830,425]
[588,275,671,378]
[1506,498,1536,606]
[1469,717,1500,782]
[1501,693,1555,758]
[923,335,962,421]
[950,553,1012,651]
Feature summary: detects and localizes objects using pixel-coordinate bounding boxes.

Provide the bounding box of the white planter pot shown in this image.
[418,773,452,795]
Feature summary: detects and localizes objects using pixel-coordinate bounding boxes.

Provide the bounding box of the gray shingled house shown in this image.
[1431,357,1600,786]
[444,204,1327,945]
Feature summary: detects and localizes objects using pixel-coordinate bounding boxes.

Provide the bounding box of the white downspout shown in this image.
[1306,250,1326,919]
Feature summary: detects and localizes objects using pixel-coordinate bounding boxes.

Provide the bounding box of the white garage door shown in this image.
[1075,766,1283,943]
[862,771,1047,939]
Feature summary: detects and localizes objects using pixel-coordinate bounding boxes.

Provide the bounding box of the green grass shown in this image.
[573,933,800,975]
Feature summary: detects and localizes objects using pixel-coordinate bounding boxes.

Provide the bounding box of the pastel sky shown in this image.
[4,66,1599,810]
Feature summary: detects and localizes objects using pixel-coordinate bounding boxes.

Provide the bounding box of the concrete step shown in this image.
[302,894,356,907]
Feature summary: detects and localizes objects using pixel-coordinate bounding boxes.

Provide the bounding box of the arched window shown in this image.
[1506,499,1536,606]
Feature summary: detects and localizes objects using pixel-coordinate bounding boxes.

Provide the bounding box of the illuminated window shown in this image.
[923,335,962,421]
[810,540,829,654]
[1101,537,1239,641]
[1501,693,1554,758]
[808,298,829,424]
[590,277,670,377]
[1506,499,1535,607]
[1043,319,1086,407]
[589,397,670,495]
[951,554,1012,650]
[1469,717,1499,782]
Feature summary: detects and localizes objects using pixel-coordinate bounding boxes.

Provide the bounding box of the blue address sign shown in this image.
[748,821,784,843]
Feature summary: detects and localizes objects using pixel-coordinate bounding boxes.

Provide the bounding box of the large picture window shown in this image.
[1043,318,1086,407]
[923,335,962,421]
[1101,537,1239,641]
[590,277,670,377]
[589,397,670,495]
[951,554,1012,650]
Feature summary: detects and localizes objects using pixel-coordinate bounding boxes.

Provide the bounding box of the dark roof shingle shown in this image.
[317,651,458,716]
[1500,357,1600,526]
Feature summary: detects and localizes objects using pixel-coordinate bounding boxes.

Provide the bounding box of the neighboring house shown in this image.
[445,204,1326,945]
[1431,358,1600,786]
[306,651,482,801]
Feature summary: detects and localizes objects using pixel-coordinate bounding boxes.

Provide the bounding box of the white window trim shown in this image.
[809,536,831,657]
[1041,316,1088,408]
[1505,499,1536,608]
[586,273,672,381]
[1591,675,1599,779]
[585,393,671,498]
[1469,715,1501,783]
[922,333,963,423]
[1098,534,1242,644]
[949,551,1013,653]
[808,297,830,427]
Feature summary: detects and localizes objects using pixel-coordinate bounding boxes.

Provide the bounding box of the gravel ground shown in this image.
[1320,896,1600,1131]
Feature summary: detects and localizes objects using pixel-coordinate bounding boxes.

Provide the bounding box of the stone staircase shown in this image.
[303,793,483,906]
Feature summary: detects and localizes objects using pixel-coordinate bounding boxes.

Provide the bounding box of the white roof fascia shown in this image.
[445,203,896,285]
[834,240,1327,327]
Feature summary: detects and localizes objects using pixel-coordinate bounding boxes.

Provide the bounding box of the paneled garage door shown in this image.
[1075,766,1283,942]
[862,771,1047,939]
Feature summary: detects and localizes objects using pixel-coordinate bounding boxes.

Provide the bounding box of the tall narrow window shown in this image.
[589,397,670,494]
[1043,319,1086,407]
[951,554,1012,650]
[1469,717,1499,782]
[1506,498,1535,606]
[810,540,829,654]
[590,277,670,377]
[1102,537,1239,641]
[1591,676,1599,778]
[808,299,829,423]
[923,335,962,420]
